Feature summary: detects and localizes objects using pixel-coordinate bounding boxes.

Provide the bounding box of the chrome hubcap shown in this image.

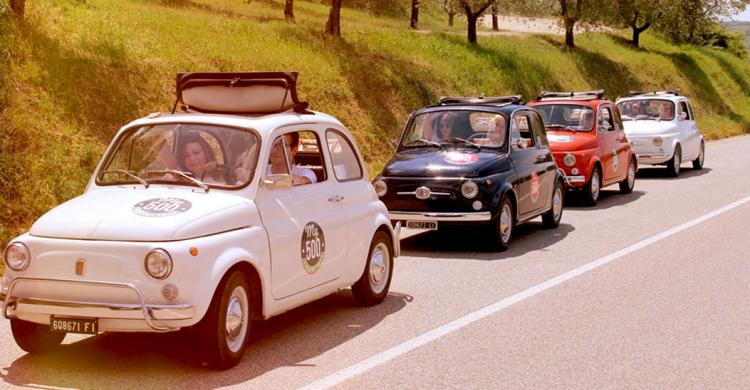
[500,203,512,243]
[552,186,563,221]
[699,144,704,165]
[369,243,390,295]
[225,286,248,353]
[674,150,681,174]
[591,171,600,200]
[627,161,635,188]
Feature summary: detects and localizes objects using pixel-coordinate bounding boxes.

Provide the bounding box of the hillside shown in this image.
[2,0,750,246]
[724,20,750,50]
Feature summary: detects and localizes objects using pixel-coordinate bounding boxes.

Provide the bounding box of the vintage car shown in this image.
[615,91,705,176]
[1,72,399,368]
[529,90,637,205]
[373,96,565,250]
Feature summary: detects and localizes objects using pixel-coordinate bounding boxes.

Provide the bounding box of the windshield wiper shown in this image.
[442,137,481,150]
[404,138,442,149]
[102,169,149,188]
[142,169,209,192]
[546,124,576,131]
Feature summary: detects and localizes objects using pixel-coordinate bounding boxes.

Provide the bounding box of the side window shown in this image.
[598,107,615,132]
[687,102,695,119]
[326,129,363,181]
[679,101,691,120]
[530,112,548,147]
[511,114,535,149]
[266,131,325,186]
[612,106,625,132]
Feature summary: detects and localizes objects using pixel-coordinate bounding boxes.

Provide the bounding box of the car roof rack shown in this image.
[436,95,524,107]
[628,89,680,97]
[172,72,313,115]
[537,89,605,101]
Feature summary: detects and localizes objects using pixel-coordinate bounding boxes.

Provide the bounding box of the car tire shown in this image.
[542,180,564,229]
[667,144,681,177]
[197,270,251,369]
[352,231,393,306]
[619,158,636,194]
[582,167,601,206]
[11,318,66,354]
[692,141,705,170]
[490,195,515,251]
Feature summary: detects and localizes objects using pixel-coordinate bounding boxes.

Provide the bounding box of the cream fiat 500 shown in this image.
[1,72,399,368]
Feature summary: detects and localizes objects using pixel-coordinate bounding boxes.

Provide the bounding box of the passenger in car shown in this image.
[178,132,226,183]
[267,133,317,185]
[488,116,507,147]
[659,103,673,120]
[434,112,457,141]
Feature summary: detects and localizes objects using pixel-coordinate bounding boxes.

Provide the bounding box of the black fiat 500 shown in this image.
[373,96,565,250]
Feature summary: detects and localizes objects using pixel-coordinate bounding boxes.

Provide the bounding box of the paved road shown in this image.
[0,136,748,389]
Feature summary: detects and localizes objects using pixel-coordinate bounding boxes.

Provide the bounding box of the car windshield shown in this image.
[534,104,595,131]
[617,99,675,121]
[98,123,259,189]
[401,110,508,150]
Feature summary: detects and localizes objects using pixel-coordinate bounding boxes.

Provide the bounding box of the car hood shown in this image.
[546,131,598,152]
[30,187,257,241]
[622,120,678,136]
[381,149,511,178]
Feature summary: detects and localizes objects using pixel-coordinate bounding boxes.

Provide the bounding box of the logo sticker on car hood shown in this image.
[548,135,576,142]
[444,152,479,165]
[133,198,192,217]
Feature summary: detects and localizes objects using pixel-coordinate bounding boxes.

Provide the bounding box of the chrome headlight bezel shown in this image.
[4,242,31,272]
[652,136,663,146]
[373,179,388,197]
[563,153,577,167]
[145,249,173,280]
[460,181,479,199]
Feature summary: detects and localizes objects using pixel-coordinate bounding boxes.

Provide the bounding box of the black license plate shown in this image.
[406,221,438,230]
[50,316,98,334]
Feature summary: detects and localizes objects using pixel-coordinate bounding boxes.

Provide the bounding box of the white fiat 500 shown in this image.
[1,72,399,368]
[616,91,705,176]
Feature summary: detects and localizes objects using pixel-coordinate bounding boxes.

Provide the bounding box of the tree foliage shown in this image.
[457,0,496,44]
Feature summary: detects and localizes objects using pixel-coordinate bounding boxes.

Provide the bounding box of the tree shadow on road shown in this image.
[0,291,412,388]
[635,166,712,180]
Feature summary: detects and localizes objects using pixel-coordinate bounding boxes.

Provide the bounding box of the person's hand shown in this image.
[292,174,312,186]
[204,161,219,172]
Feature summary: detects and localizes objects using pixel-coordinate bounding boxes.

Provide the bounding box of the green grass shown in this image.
[2,0,750,247]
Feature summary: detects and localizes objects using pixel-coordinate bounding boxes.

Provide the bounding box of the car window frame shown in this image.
[325,128,365,183]
[510,110,537,150]
[266,129,329,187]
[598,105,616,132]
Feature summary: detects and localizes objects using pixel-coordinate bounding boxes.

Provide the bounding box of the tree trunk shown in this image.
[448,13,454,27]
[10,0,26,18]
[564,17,575,48]
[467,12,478,44]
[325,0,342,37]
[410,0,419,29]
[491,3,498,31]
[284,0,295,22]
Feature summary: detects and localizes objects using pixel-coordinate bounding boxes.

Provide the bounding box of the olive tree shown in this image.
[458,0,496,44]
[325,0,342,36]
[9,0,25,18]
[285,0,294,22]
[410,0,419,29]
[443,0,460,27]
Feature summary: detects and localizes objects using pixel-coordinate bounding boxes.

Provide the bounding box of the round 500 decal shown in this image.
[444,152,479,165]
[530,171,540,203]
[133,198,192,217]
[301,222,326,274]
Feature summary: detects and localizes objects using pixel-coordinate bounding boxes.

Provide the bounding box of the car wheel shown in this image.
[542,180,564,229]
[582,167,601,206]
[667,144,681,177]
[352,231,393,306]
[619,158,636,194]
[692,141,705,170]
[197,270,251,369]
[491,195,515,251]
[11,318,66,354]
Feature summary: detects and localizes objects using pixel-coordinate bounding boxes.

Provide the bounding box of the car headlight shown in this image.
[460,181,479,199]
[4,242,31,272]
[653,136,663,146]
[563,153,576,167]
[145,249,173,279]
[373,179,387,197]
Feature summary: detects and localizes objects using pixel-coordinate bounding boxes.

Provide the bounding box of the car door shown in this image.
[254,127,348,300]
[324,128,373,279]
[510,111,546,218]
[679,100,701,160]
[529,110,556,211]
[597,105,619,185]
[611,105,630,180]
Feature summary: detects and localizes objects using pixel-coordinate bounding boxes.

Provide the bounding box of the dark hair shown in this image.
[177,132,216,171]
[284,132,300,148]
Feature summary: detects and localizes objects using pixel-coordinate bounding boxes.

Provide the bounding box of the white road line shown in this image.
[300,194,750,390]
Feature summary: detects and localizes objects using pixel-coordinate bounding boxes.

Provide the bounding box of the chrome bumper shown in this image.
[389,211,492,222]
[2,277,194,332]
[563,175,586,183]
[393,222,401,258]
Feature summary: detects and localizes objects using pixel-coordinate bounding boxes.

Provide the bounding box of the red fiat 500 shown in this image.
[529,90,637,205]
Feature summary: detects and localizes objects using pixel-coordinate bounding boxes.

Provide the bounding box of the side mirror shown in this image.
[599,123,612,132]
[679,112,688,120]
[513,138,529,149]
[260,174,293,190]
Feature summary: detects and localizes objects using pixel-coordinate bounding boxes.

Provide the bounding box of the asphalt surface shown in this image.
[0,135,748,389]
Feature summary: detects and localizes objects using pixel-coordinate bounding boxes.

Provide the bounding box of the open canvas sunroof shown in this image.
[174,72,312,115]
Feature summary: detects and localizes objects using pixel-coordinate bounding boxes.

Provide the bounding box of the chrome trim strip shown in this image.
[3,277,186,332]
[563,175,586,183]
[393,222,401,258]
[396,191,451,197]
[390,211,491,222]
[12,298,194,320]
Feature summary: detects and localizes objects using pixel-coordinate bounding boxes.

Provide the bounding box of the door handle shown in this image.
[536,155,548,163]
[328,195,344,202]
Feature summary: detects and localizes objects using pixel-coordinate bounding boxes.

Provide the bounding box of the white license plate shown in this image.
[406,221,437,230]
[50,316,98,334]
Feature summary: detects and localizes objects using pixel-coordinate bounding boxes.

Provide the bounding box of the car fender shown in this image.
[495,182,517,219]
[370,210,400,258]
